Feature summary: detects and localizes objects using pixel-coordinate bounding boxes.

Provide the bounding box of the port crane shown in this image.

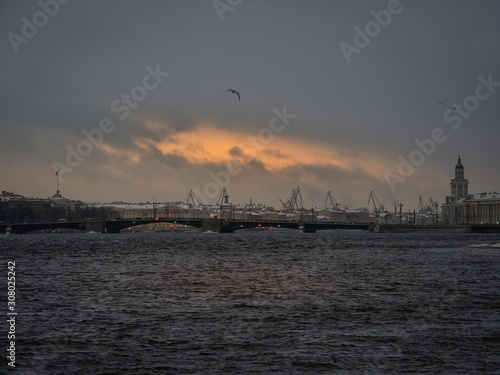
[418,195,424,212]
[418,195,437,214]
[368,190,384,220]
[280,186,304,210]
[216,186,230,206]
[186,189,203,206]
[324,190,342,210]
[425,197,437,214]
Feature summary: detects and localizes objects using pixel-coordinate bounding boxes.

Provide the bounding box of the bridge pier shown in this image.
[84,219,106,233]
[298,221,316,233]
[201,219,235,233]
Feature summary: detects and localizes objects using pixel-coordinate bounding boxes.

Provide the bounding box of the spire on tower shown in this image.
[51,170,64,199]
[450,155,468,197]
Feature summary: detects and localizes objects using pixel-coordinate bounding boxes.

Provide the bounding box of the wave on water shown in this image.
[469,242,500,248]
[1,231,499,374]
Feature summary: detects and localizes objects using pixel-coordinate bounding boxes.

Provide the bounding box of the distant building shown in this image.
[96,202,211,220]
[449,156,469,198]
[442,156,469,224]
[463,193,500,224]
[317,209,347,222]
[50,194,76,209]
[345,209,369,224]
[0,191,51,223]
[442,156,500,224]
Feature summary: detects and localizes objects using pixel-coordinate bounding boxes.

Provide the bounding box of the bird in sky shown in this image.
[436,100,445,104]
[224,89,240,102]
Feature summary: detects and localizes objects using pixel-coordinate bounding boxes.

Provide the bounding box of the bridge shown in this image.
[0,218,369,234]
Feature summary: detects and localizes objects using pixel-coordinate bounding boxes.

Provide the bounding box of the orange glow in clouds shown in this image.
[126,121,391,182]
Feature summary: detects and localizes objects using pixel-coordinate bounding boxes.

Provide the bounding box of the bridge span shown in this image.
[0,218,369,234]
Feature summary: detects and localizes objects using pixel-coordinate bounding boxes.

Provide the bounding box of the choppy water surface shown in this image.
[1,230,499,374]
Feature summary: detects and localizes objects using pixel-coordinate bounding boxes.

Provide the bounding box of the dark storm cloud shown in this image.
[228,146,243,157]
[138,144,188,170]
[1,0,499,207]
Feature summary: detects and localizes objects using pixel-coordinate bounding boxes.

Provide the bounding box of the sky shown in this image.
[1,0,500,210]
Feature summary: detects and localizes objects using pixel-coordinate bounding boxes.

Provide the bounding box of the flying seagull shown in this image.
[436,100,445,104]
[224,89,240,102]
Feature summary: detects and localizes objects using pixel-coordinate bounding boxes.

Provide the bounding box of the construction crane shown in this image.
[186,189,203,206]
[215,186,232,220]
[425,197,436,214]
[216,186,230,207]
[280,186,304,210]
[418,195,436,214]
[324,190,341,210]
[368,190,384,219]
[418,195,425,212]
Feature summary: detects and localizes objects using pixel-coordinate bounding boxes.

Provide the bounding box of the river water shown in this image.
[1,230,499,374]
